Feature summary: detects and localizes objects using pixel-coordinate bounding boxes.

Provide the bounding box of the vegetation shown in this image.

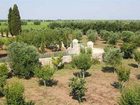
[0,64,8,96]
[121,43,136,59]
[8,4,21,35]
[8,42,39,78]
[69,77,86,102]
[34,66,55,86]
[119,84,140,105]
[134,50,140,68]
[103,47,123,68]
[72,53,92,78]
[116,65,130,88]
[86,29,98,42]
[5,81,34,105]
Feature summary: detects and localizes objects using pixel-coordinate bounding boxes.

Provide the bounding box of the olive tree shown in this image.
[8,42,39,78]
[134,50,140,68]
[103,47,123,68]
[72,53,92,78]
[5,81,34,105]
[69,77,86,102]
[86,29,98,42]
[34,66,55,86]
[116,65,130,88]
[0,64,8,96]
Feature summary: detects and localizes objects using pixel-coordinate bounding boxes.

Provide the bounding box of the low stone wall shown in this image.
[39,55,72,66]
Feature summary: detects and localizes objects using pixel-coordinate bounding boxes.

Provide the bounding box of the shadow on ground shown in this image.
[102,67,115,73]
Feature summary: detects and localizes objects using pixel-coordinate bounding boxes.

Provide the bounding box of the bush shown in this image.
[103,47,123,67]
[33,21,41,25]
[116,65,130,88]
[121,31,135,42]
[69,77,86,102]
[72,53,92,78]
[52,55,64,69]
[107,33,119,45]
[34,66,55,86]
[134,50,140,68]
[86,29,98,42]
[0,64,8,96]
[8,42,39,78]
[121,43,136,59]
[5,81,34,105]
[119,84,140,105]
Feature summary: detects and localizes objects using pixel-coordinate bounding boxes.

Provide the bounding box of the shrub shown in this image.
[52,55,64,69]
[134,50,140,68]
[103,47,123,67]
[69,77,86,102]
[0,64,8,96]
[121,43,136,59]
[34,66,55,86]
[116,65,130,88]
[119,84,140,105]
[33,21,41,25]
[8,42,39,78]
[73,29,83,40]
[5,81,34,105]
[72,53,92,78]
[121,31,135,42]
[86,29,98,42]
[107,33,118,45]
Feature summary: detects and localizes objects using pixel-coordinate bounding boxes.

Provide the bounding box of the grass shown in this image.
[0,22,50,31]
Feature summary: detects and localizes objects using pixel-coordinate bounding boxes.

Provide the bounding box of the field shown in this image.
[0,38,140,105]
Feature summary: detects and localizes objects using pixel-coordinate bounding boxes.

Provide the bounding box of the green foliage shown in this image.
[8,42,39,78]
[134,50,140,67]
[107,33,119,45]
[73,29,83,40]
[72,53,92,78]
[116,65,130,83]
[121,43,136,59]
[119,84,140,105]
[52,55,64,69]
[34,66,55,86]
[8,7,12,35]
[69,77,86,102]
[0,64,8,96]
[34,21,41,25]
[86,29,98,42]
[103,47,123,67]
[5,81,34,105]
[121,31,135,42]
[9,4,22,35]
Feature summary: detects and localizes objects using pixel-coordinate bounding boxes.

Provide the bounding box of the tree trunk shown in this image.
[82,70,85,79]
[43,80,46,86]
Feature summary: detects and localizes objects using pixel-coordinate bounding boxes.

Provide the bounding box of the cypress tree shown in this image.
[8,7,12,35]
[10,4,22,35]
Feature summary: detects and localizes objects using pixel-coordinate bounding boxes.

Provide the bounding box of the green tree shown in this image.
[134,50,140,68]
[72,53,92,78]
[0,64,8,96]
[121,43,136,59]
[86,29,98,42]
[69,77,86,102]
[8,42,39,78]
[8,7,12,35]
[116,65,130,88]
[10,4,22,35]
[107,33,118,45]
[103,47,123,68]
[34,66,55,86]
[5,81,34,105]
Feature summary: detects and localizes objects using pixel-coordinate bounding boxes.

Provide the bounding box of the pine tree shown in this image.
[8,7,12,35]
[10,4,22,35]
